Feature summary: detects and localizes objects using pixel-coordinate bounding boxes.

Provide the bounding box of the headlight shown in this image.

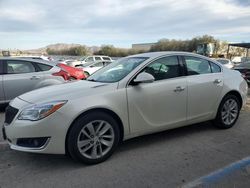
[18,100,67,121]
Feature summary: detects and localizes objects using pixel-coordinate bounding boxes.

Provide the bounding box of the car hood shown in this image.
[17,80,117,104]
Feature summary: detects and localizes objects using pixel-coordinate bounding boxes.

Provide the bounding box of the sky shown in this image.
[0,0,250,49]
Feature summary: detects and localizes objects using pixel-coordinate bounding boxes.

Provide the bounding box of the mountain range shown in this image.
[2,43,101,55]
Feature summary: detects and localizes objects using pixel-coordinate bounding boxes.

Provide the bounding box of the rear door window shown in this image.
[36,63,53,71]
[184,56,212,75]
[102,57,111,61]
[86,57,94,62]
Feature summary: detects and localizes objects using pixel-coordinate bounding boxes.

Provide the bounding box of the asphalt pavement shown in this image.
[0,98,250,187]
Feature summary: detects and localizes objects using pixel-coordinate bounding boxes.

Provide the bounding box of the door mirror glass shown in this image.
[134,72,155,84]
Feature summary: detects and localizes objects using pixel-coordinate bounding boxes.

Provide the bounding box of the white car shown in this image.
[80,56,113,64]
[81,61,112,76]
[18,55,53,61]
[3,52,248,164]
[215,58,234,69]
[58,60,82,67]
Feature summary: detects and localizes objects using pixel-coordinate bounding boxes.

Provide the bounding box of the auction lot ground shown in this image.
[0,91,250,188]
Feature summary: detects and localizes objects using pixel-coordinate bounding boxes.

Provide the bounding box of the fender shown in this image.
[34,79,65,89]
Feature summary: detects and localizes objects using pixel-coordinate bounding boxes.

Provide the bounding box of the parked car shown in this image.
[214,58,234,69]
[234,61,250,84]
[3,52,248,164]
[59,60,82,67]
[80,56,113,64]
[18,55,53,61]
[0,57,67,104]
[80,60,113,76]
[57,63,86,80]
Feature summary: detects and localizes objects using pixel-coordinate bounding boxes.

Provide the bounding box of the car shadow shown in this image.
[118,121,216,153]
[5,121,217,169]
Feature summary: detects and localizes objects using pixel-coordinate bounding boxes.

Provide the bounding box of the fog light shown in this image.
[16,137,50,148]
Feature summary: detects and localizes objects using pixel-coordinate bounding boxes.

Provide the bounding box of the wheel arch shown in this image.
[223,90,243,109]
[65,107,124,154]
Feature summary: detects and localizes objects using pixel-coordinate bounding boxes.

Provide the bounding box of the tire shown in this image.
[213,94,240,129]
[69,76,76,81]
[67,111,120,164]
[84,72,90,77]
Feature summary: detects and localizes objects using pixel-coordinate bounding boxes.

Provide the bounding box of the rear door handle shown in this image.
[174,86,185,92]
[214,79,222,84]
[30,76,41,80]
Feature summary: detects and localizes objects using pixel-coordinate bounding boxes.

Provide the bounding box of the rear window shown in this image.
[102,57,111,61]
[210,62,221,73]
[37,63,52,71]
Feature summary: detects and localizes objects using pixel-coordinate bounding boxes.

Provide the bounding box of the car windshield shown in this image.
[87,57,148,83]
[216,59,229,64]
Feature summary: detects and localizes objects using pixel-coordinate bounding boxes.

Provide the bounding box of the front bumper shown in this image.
[3,99,71,154]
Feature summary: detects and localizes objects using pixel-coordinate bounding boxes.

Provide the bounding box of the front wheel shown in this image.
[67,112,120,164]
[213,94,240,129]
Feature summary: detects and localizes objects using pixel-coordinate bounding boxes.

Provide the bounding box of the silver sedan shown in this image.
[0,57,65,104]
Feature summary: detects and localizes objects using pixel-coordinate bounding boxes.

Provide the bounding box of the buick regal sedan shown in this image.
[2,52,248,164]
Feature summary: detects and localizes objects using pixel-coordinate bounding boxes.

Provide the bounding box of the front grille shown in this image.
[4,106,19,124]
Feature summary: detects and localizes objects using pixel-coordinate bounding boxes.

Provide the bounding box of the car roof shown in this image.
[128,51,209,59]
[85,55,110,58]
[127,51,223,68]
[0,57,57,66]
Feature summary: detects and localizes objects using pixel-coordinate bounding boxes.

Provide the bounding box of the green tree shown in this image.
[46,46,88,56]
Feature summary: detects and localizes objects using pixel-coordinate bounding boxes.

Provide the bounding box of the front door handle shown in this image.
[174,86,185,92]
[30,76,40,80]
[214,79,222,84]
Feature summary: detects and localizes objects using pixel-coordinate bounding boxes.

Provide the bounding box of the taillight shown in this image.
[239,69,248,79]
[52,70,70,80]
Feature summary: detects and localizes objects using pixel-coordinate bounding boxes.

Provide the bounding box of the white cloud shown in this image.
[0,0,249,49]
[0,4,45,22]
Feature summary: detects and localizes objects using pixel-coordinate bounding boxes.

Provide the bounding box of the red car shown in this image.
[56,63,87,80]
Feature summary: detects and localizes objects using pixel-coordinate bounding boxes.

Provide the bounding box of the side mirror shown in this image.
[133,72,155,84]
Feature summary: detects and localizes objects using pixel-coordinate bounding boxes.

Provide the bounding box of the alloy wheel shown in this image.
[77,120,115,159]
[221,98,239,125]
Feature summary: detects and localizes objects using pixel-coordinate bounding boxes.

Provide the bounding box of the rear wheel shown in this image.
[69,76,76,81]
[67,112,120,164]
[84,71,90,77]
[213,94,240,129]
